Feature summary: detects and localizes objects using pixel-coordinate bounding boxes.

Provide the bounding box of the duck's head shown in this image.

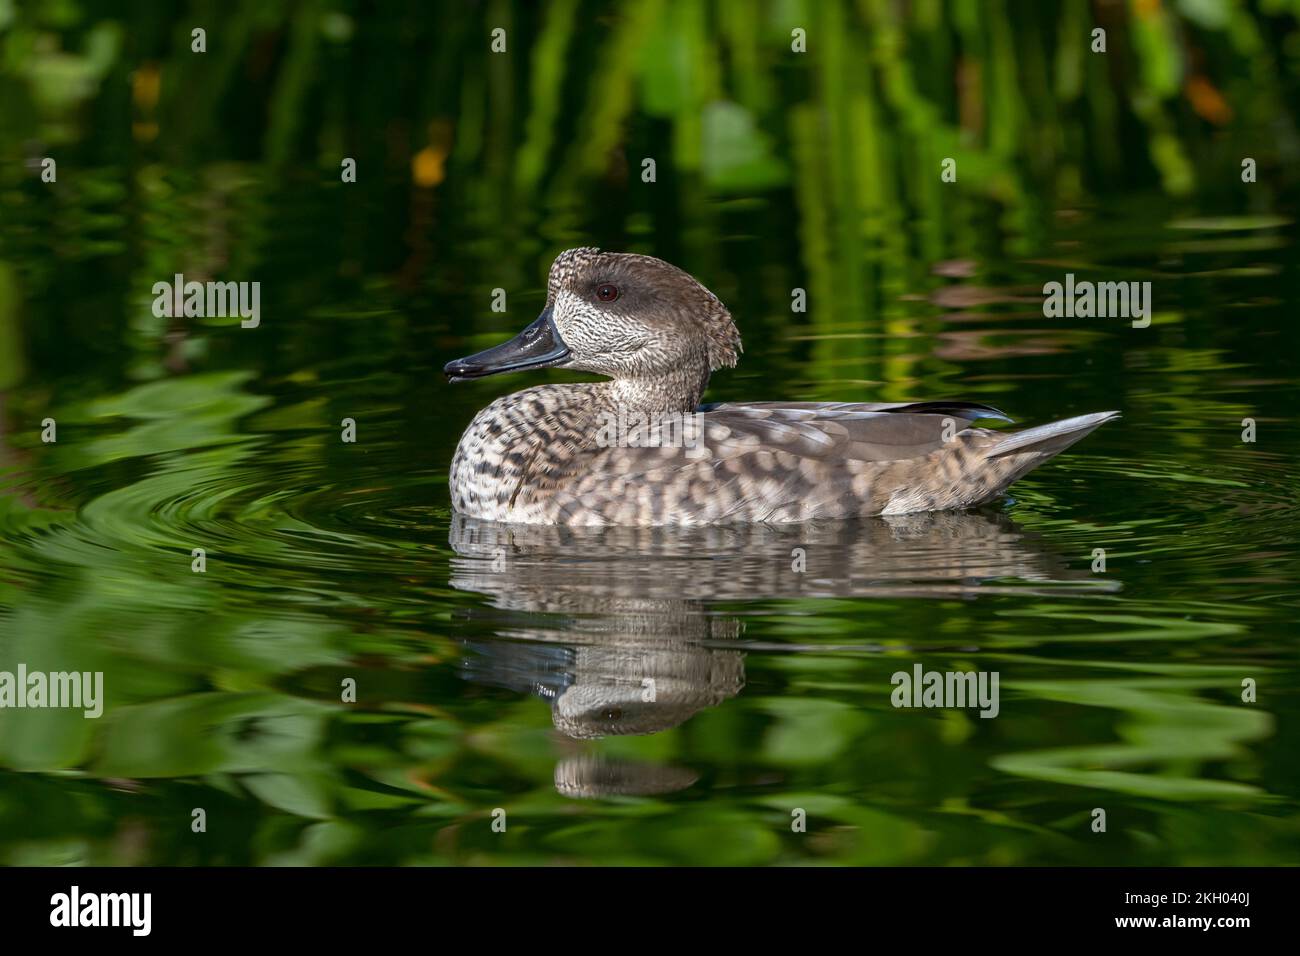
[444,248,741,384]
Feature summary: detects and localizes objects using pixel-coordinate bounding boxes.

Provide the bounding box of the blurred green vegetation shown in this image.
[1,0,1298,375]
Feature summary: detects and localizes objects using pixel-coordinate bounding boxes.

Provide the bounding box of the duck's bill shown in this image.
[444,307,572,382]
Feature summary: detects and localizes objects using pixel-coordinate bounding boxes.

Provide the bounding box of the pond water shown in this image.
[1,178,1295,866]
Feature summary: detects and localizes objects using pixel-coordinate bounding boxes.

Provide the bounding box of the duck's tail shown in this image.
[986,410,1120,460]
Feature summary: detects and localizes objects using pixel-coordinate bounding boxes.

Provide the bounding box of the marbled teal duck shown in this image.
[445,248,1118,525]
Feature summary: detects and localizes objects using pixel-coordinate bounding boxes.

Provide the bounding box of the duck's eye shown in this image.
[602,707,623,721]
[595,284,619,302]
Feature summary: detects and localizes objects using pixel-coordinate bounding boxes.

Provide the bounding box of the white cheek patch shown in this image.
[552,289,591,350]
[554,288,644,357]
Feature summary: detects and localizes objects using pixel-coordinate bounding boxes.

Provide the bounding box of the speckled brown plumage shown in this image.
[448,248,1118,526]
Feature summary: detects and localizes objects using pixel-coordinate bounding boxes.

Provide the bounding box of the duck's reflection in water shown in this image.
[554,755,700,798]
[447,510,1113,797]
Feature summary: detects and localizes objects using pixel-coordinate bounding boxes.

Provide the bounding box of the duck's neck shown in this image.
[602,363,710,416]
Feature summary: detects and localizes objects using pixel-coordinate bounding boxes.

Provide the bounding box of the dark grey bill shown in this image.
[444,306,571,382]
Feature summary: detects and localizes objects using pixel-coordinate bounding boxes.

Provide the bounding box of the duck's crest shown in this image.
[695,271,742,371]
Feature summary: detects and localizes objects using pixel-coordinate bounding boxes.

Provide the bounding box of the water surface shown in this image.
[2,190,1296,865]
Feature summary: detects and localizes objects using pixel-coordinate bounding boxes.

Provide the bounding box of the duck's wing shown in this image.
[528,401,1025,524]
[694,401,1013,462]
[702,399,1013,425]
